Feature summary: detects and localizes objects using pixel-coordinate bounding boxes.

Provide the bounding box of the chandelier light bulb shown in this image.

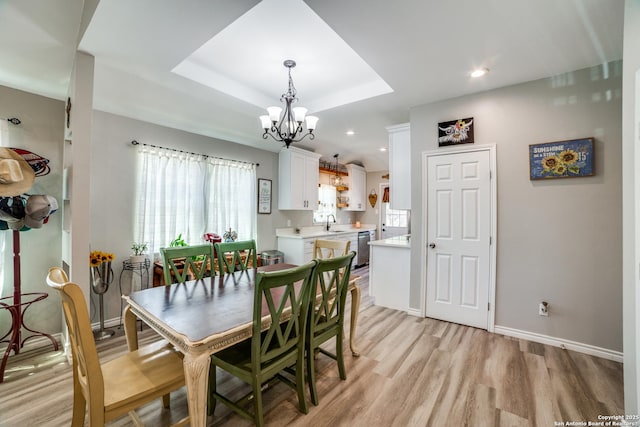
[305,115,318,131]
[293,107,307,123]
[267,106,282,122]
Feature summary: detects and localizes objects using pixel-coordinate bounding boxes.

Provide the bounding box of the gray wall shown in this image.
[0,85,64,338]
[410,61,623,352]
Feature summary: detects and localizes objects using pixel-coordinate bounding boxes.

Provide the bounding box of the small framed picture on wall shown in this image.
[258,178,272,214]
[438,117,474,146]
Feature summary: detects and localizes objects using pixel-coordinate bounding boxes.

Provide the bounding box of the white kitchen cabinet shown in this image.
[279,147,321,210]
[277,238,316,265]
[345,164,366,211]
[386,123,411,210]
[277,232,358,267]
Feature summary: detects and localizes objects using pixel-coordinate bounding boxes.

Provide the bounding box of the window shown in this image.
[313,184,336,224]
[134,145,257,255]
[385,205,409,227]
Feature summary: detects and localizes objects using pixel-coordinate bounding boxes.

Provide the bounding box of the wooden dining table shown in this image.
[122,263,361,427]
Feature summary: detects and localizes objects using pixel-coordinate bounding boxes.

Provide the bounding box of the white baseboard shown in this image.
[494,325,623,363]
[407,308,422,317]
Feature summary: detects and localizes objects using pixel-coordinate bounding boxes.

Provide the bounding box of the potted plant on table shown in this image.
[169,233,187,247]
[130,242,148,264]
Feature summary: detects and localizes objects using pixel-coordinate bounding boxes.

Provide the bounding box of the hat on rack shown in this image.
[0,195,26,230]
[0,148,35,196]
[24,194,58,229]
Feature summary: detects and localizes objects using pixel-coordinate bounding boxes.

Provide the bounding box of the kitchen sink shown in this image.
[328,230,345,233]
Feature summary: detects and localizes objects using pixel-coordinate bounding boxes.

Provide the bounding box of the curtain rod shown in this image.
[1,117,21,125]
[131,140,259,167]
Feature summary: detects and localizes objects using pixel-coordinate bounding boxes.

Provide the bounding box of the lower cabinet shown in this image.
[369,243,410,311]
[277,232,358,267]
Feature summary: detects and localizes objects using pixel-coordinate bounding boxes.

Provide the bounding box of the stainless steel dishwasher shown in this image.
[356,231,371,267]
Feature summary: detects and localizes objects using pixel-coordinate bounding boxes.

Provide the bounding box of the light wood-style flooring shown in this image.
[0,266,623,426]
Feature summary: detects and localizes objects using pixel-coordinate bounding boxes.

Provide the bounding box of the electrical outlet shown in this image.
[538,302,549,316]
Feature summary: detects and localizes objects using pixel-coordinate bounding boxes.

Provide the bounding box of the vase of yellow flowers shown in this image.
[90,250,115,293]
[89,250,115,340]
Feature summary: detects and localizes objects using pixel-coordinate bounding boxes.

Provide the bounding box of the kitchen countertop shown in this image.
[276,224,376,239]
[368,234,411,248]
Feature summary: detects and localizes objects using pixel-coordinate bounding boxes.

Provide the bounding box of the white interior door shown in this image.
[425,149,493,329]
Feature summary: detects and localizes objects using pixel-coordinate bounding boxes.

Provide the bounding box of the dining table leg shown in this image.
[349,283,361,357]
[183,352,211,427]
[122,305,139,351]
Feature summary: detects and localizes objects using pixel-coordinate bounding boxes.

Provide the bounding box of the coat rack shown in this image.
[0,126,58,382]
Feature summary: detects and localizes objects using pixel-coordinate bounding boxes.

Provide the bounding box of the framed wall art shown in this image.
[529,137,594,180]
[257,178,272,214]
[438,117,474,146]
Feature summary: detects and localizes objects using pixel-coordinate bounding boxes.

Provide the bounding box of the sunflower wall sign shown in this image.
[528,138,594,180]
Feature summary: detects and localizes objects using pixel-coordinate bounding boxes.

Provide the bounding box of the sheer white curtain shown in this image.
[134,145,256,256]
[205,158,256,241]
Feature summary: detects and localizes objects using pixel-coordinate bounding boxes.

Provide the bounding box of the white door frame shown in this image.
[421,144,497,332]
[379,182,388,237]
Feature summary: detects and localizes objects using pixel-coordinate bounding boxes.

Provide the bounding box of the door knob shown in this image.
[429,243,436,249]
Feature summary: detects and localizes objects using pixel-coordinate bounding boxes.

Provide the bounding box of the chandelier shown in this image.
[260,60,318,149]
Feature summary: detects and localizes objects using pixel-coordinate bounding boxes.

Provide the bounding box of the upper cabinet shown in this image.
[279,147,321,210]
[386,123,411,210]
[345,164,366,211]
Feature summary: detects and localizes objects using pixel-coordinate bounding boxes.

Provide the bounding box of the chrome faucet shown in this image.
[326,214,336,231]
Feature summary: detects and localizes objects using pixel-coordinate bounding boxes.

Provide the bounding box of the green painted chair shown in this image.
[214,240,257,274]
[207,261,317,426]
[160,244,214,284]
[306,251,356,405]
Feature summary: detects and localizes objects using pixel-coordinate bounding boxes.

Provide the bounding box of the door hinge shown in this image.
[489,236,492,245]
[489,170,492,179]
[488,302,490,311]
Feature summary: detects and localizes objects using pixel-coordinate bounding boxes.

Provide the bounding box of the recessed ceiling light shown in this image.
[470,68,489,78]
[379,147,387,152]
[346,130,355,136]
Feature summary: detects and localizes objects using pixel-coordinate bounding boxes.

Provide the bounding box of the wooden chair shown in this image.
[207,261,317,426]
[306,251,356,405]
[313,239,350,259]
[160,244,214,284]
[214,240,258,274]
[46,267,187,427]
